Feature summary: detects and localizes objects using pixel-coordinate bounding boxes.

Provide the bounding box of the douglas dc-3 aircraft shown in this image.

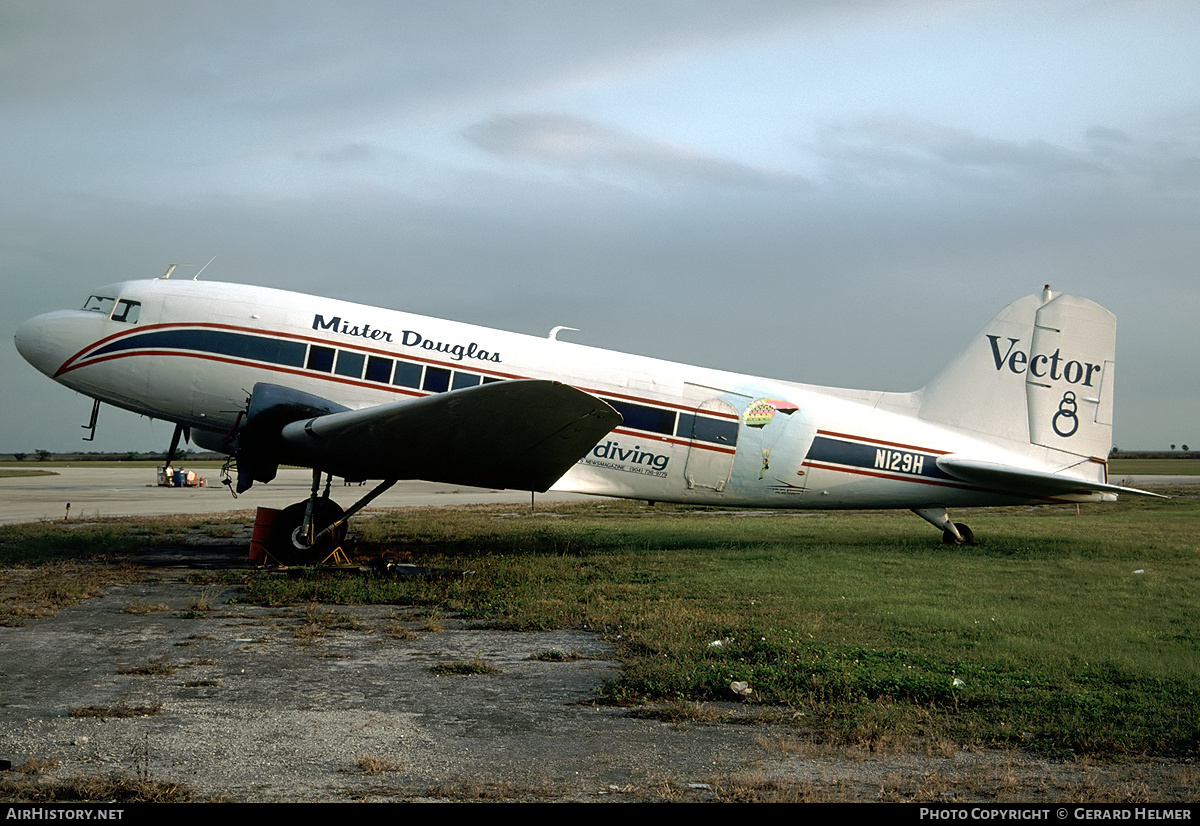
[15,275,1159,561]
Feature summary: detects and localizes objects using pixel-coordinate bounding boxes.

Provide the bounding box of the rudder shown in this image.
[1024,293,1115,460]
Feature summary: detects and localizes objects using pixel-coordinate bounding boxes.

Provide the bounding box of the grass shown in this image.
[1108,458,1200,475]
[349,754,404,776]
[1,493,1197,761]
[68,701,164,719]
[0,520,153,565]
[0,562,136,626]
[182,587,221,616]
[0,771,194,802]
[429,656,502,676]
[291,604,365,640]
[0,756,197,804]
[0,520,150,625]
[627,700,726,724]
[120,600,169,614]
[0,517,236,624]
[116,655,178,676]
[531,648,583,661]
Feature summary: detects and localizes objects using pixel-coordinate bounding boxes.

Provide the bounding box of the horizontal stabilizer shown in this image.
[280,380,621,492]
[936,456,1167,499]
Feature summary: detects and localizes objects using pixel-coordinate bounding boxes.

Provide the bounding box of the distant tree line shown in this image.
[2,449,225,462]
[1109,447,1195,459]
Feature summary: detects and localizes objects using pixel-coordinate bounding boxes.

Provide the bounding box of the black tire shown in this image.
[268,499,347,565]
[941,523,975,546]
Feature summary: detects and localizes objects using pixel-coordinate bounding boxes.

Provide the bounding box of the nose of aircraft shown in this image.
[14,310,90,378]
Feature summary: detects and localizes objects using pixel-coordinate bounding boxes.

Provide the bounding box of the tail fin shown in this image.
[918,287,1116,461]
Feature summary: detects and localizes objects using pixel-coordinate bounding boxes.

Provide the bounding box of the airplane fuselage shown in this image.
[15,278,1114,513]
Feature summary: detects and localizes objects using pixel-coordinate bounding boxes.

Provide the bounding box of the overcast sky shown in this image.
[3,0,1197,453]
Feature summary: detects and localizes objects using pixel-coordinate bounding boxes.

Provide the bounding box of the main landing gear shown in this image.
[269,499,347,565]
[912,507,976,546]
[267,469,398,565]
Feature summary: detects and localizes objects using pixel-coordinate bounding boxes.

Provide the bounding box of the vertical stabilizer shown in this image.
[918,290,1116,460]
[918,293,1041,444]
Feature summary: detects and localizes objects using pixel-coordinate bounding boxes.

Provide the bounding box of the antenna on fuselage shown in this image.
[548,326,579,341]
[193,256,216,280]
[160,264,178,280]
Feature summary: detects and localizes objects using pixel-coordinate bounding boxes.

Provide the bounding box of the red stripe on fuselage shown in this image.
[815,429,951,456]
[58,327,738,455]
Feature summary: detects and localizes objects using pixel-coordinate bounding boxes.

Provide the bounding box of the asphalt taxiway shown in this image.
[0,466,1189,526]
[0,466,594,525]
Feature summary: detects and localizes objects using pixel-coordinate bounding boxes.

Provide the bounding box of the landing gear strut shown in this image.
[267,470,398,565]
[940,522,974,546]
[912,507,975,545]
[269,498,347,565]
[268,470,346,564]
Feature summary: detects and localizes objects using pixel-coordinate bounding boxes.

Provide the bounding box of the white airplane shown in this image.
[14,276,1159,561]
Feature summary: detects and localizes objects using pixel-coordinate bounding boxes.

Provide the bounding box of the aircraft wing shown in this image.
[277,380,621,492]
[936,456,1168,500]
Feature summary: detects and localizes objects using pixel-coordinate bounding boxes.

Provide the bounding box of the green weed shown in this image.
[68,701,164,718]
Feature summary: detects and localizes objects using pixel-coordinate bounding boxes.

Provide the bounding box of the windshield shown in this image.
[82,295,115,315]
[81,294,140,323]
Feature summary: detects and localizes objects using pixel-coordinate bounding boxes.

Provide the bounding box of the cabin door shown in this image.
[680,385,746,492]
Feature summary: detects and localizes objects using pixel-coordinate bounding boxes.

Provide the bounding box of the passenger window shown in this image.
[307,346,335,373]
[423,366,451,393]
[392,361,422,388]
[604,399,676,435]
[111,299,141,323]
[451,372,482,391]
[365,356,393,383]
[334,350,365,379]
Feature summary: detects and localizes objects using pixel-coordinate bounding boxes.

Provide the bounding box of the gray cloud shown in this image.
[813,117,1117,187]
[0,2,820,118]
[464,113,809,189]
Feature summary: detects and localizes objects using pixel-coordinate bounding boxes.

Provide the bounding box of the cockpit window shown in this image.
[81,295,140,323]
[112,299,140,323]
[83,295,115,315]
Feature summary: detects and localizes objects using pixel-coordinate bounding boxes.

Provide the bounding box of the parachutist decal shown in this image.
[743,398,798,482]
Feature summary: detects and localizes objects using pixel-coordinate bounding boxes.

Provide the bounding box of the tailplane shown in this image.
[918,287,1116,462]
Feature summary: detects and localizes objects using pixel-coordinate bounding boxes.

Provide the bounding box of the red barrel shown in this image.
[249,507,280,564]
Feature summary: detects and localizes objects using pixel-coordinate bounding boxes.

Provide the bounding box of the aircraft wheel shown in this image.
[269,500,347,565]
[941,523,975,546]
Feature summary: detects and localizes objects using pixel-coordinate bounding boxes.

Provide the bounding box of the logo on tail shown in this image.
[986,336,1102,387]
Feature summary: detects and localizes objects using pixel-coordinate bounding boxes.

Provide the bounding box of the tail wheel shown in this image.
[268,499,347,565]
[941,523,975,546]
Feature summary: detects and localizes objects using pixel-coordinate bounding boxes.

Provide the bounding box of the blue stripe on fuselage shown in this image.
[89,329,308,368]
[806,435,952,481]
